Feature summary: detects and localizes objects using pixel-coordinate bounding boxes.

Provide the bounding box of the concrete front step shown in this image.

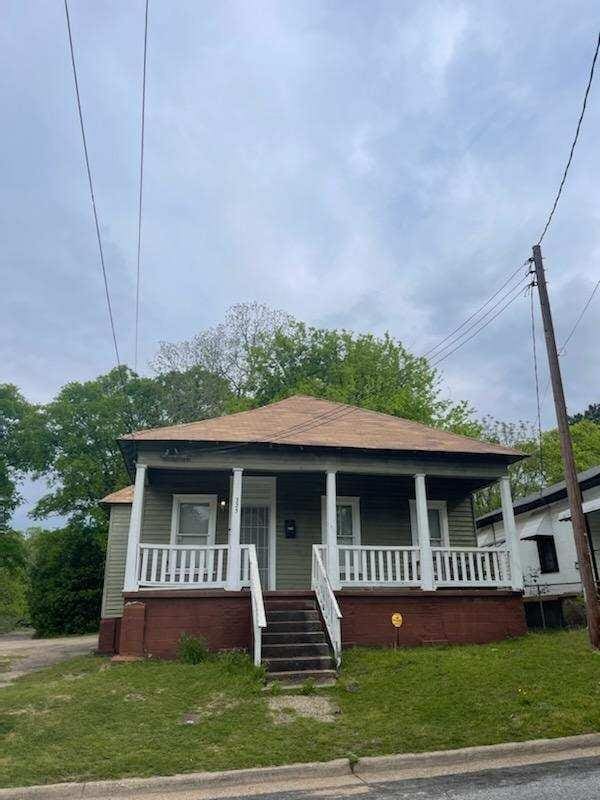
[266,610,319,622]
[262,631,327,645]
[264,600,317,611]
[262,642,331,658]
[265,669,337,686]
[265,620,323,633]
[263,655,335,673]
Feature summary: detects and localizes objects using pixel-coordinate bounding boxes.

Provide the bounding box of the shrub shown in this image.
[0,531,29,632]
[563,596,586,629]
[178,633,209,664]
[27,525,106,636]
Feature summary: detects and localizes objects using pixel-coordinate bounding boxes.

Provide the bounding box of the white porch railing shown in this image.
[246,544,266,666]
[314,543,512,590]
[312,545,342,666]
[337,545,420,586]
[432,546,512,588]
[138,543,229,587]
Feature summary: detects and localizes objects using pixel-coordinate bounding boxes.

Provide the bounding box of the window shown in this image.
[321,496,361,545]
[536,535,559,574]
[409,500,449,547]
[170,494,217,546]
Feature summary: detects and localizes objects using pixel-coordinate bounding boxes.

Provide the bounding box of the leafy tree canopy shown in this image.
[29,366,231,530]
[0,384,47,529]
[570,403,600,426]
[152,302,293,396]
[476,417,600,514]
[27,524,106,636]
[246,323,480,435]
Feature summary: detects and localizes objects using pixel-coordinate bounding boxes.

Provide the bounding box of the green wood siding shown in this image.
[101,504,131,618]
[140,487,230,545]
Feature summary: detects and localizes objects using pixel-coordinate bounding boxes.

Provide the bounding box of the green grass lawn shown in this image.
[1,630,600,788]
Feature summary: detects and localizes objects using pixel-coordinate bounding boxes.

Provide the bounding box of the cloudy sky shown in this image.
[3,2,600,525]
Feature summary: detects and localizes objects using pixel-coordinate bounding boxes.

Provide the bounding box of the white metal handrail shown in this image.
[138,543,228,587]
[312,545,342,667]
[246,544,266,667]
[432,546,512,587]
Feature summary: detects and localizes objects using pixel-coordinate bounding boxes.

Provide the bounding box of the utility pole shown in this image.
[532,244,600,648]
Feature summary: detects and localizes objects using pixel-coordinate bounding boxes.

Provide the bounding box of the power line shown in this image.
[559,277,600,354]
[427,272,529,363]
[537,31,600,245]
[430,282,529,368]
[176,403,359,458]
[423,260,529,359]
[426,271,529,364]
[538,275,600,413]
[134,0,150,372]
[64,0,121,368]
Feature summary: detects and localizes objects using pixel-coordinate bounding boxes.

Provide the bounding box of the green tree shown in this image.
[247,323,479,434]
[475,418,600,515]
[0,384,47,529]
[27,525,106,636]
[31,366,230,530]
[0,530,29,632]
[538,420,600,484]
[570,403,600,425]
[153,302,293,396]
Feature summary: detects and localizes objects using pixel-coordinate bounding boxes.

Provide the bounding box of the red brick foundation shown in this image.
[102,589,526,660]
[118,590,252,659]
[337,589,526,647]
[97,617,121,655]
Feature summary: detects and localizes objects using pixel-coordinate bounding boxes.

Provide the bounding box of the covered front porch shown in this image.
[113,462,524,666]
[124,465,522,595]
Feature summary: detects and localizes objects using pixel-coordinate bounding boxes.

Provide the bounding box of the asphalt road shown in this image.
[219,757,600,800]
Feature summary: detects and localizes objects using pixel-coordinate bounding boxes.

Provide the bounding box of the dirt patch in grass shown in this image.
[268,694,340,724]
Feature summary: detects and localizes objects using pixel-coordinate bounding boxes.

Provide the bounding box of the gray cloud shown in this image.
[2,2,599,440]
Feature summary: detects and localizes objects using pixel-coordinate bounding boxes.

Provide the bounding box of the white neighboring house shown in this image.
[476,466,600,601]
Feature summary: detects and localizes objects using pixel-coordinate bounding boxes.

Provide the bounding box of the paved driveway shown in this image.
[0,630,98,687]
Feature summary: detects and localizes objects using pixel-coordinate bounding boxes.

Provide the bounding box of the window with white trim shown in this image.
[321,496,361,545]
[171,494,217,546]
[409,500,449,547]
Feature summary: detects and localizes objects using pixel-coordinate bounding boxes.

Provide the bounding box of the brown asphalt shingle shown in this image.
[119,394,522,458]
[100,485,134,505]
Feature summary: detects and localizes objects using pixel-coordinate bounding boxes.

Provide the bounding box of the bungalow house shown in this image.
[476,466,600,626]
[98,395,527,682]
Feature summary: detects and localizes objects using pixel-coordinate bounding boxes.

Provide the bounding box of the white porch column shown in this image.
[123,463,147,592]
[500,475,523,591]
[226,467,243,591]
[415,473,435,591]
[325,470,340,590]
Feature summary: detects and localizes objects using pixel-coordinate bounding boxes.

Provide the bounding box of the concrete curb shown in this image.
[2,733,600,799]
[353,731,600,776]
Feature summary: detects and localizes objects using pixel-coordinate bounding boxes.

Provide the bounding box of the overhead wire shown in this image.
[429,281,529,369]
[537,31,600,245]
[64,0,121,367]
[423,260,529,359]
[425,269,530,364]
[134,0,150,372]
[165,403,360,458]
